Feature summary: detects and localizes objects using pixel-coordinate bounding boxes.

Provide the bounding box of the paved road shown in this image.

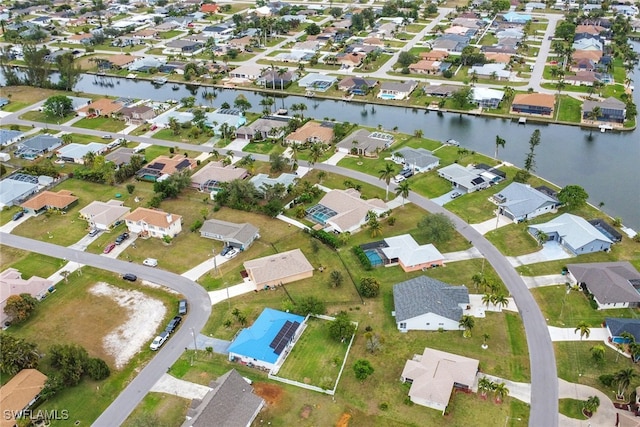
[0,233,212,427]
[313,163,558,427]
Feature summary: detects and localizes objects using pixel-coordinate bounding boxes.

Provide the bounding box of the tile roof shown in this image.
[512,93,556,109]
[79,200,130,226]
[316,188,388,233]
[190,162,248,186]
[124,207,182,228]
[78,98,124,115]
[393,275,469,323]
[0,369,48,427]
[243,249,313,286]
[285,121,334,144]
[21,190,77,211]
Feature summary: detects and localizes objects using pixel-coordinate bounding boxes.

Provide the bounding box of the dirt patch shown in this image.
[300,405,312,419]
[336,413,351,427]
[253,382,284,406]
[90,282,166,369]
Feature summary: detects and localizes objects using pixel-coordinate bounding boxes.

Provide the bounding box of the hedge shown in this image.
[352,246,372,270]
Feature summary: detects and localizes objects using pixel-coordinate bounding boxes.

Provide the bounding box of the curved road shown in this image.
[0,233,212,427]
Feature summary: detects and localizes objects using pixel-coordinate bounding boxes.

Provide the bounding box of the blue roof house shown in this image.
[227,308,305,371]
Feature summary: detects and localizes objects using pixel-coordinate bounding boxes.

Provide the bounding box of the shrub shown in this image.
[190,219,203,232]
[86,357,110,380]
[599,374,615,387]
[352,246,372,270]
[359,277,380,298]
[353,359,374,380]
[306,228,341,248]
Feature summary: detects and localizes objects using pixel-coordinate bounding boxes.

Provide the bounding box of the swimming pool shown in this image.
[379,94,397,100]
[365,249,383,266]
[612,337,631,344]
[306,204,337,224]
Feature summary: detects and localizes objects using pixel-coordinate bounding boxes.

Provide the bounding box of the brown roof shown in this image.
[0,369,48,427]
[106,54,139,67]
[201,3,218,13]
[21,190,78,211]
[575,25,605,35]
[363,37,384,45]
[133,29,158,37]
[78,98,123,116]
[409,60,439,72]
[286,121,334,144]
[484,52,512,63]
[243,249,313,286]
[145,155,197,175]
[420,50,449,60]
[124,207,182,228]
[572,49,603,61]
[69,33,93,41]
[337,52,365,66]
[191,161,248,186]
[512,93,556,109]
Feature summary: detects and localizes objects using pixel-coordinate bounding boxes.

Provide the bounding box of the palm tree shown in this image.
[495,135,506,159]
[210,149,220,159]
[459,314,475,338]
[615,368,637,400]
[317,170,326,184]
[493,294,509,311]
[297,102,307,119]
[378,163,396,201]
[478,377,494,398]
[308,143,324,167]
[482,293,493,309]
[482,333,490,349]
[493,382,509,403]
[583,395,600,416]
[368,217,382,237]
[470,70,478,86]
[586,106,602,136]
[61,133,73,145]
[277,67,288,107]
[590,344,606,363]
[395,180,410,207]
[471,273,484,291]
[575,321,591,340]
[535,230,548,246]
[629,343,640,363]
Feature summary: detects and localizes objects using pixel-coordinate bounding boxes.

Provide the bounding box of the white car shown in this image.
[393,174,406,183]
[224,248,239,259]
[143,258,158,267]
[150,332,169,351]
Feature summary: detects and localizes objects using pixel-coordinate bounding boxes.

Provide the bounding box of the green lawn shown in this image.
[242,140,283,155]
[556,95,582,123]
[410,170,455,198]
[1,101,30,112]
[20,110,77,124]
[159,30,185,39]
[123,393,189,427]
[276,317,350,390]
[559,399,587,420]
[485,223,540,256]
[73,116,126,132]
[153,128,214,145]
[8,253,61,279]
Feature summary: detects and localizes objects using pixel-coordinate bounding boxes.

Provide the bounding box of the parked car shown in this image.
[102,134,112,139]
[143,258,158,267]
[393,175,406,183]
[165,316,182,334]
[115,232,129,245]
[150,331,169,351]
[224,248,239,259]
[178,299,188,315]
[88,229,100,237]
[122,273,137,281]
[450,191,462,199]
[103,243,116,254]
[12,211,24,221]
[400,168,413,178]
[220,246,233,256]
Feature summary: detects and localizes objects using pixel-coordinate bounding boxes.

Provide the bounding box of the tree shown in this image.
[43,95,73,118]
[368,217,382,237]
[482,293,493,309]
[269,152,289,172]
[495,135,506,159]
[4,294,38,323]
[49,344,89,386]
[590,344,606,363]
[398,51,417,68]
[56,52,82,91]
[417,213,455,243]
[233,94,252,112]
[523,129,541,172]
[329,270,343,288]
[583,395,600,416]
[482,333,490,348]
[493,294,509,310]
[575,321,590,340]
[493,382,509,403]
[558,185,589,210]
[378,163,396,200]
[478,377,494,398]
[329,312,356,341]
[615,368,637,400]
[459,315,475,338]
[395,180,410,207]
[0,334,40,375]
[451,86,473,109]
[86,357,110,380]
[359,277,380,298]
[353,359,374,380]
[307,143,324,167]
[305,23,321,35]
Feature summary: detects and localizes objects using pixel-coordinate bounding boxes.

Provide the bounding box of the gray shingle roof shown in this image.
[393,276,469,322]
[606,317,640,341]
[394,147,439,169]
[495,182,558,219]
[200,219,259,246]
[568,262,640,305]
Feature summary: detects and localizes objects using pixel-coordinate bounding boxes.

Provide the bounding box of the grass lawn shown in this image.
[7,252,61,279]
[531,285,639,327]
[0,86,63,108]
[153,128,214,145]
[556,95,582,123]
[435,145,500,168]
[242,140,284,155]
[73,116,126,132]
[159,30,185,39]
[276,317,350,390]
[1,101,31,112]
[21,110,77,125]
[559,399,587,420]
[6,266,179,425]
[0,205,27,226]
[66,132,105,145]
[405,23,427,33]
[305,169,387,201]
[123,393,190,427]
[410,170,456,198]
[485,223,539,256]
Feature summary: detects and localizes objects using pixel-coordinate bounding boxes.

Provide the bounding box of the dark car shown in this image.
[123,273,137,281]
[220,246,233,256]
[165,316,182,333]
[178,299,188,315]
[12,211,25,221]
[115,232,129,245]
[400,168,413,178]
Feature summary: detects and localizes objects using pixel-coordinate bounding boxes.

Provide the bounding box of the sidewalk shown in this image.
[275,214,307,230]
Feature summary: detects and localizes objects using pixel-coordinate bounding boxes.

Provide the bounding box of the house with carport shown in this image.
[567,262,640,309]
[200,219,259,250]
[243,249,313,290]
[0,369,48,426]
[492,182,560,222]
[21,190,78,215]
[381,235,445,272]
[79,200,130,230]
[306,188,388,233]
[437,164,490,193]
[527,213,613,255]
[401,348,478,414]
[124,207,182,239]
[1,269,53,326]
[393,276,468,332]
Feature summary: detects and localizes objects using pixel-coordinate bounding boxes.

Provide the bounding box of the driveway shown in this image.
[507,241,574,267]
[430,189,462,206]
[471,214,513,235]
[150,374,211,400]
[208,279,256,305]
[547,326,609,342]
[443,247,483,262]
[558,378,616,427]
[0,212,33,233]
[187,334,231,354]
[521,274,567,289]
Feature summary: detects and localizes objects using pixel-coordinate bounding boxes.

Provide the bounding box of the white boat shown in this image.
[599,124,613,132]
[152,77,168,85]
[126,73,137,79]
[446,139,460,146]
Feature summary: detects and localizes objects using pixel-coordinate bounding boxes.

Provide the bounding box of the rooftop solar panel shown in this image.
[269,321,300,355]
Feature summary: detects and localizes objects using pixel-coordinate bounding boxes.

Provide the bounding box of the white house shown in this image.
[492,183,560,222]
[124,207,182,238]
[567,262,640,310]
[56,142,108,164]
[528,213,613,255]
[377,80,418,100]
[306,189,388,233]
[79,200,131,230]
[391,147,439,173]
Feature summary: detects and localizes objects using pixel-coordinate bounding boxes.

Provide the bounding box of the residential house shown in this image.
[502,12,532,23]
[377,80,418,100]
[229,63,263,81]
[164,40,203,55]
[204,109,246,135]
[182,369,264,427]
[200,219,259,250]
[571,58,597,72]
[565,71,598,86]
[492,183,560,222]
[79,200,130,230]
[391,147,439,173]
[133,28,159,39]
[401,348,479,414]
[572,38,603,51]
[0,175,39,208]
[431,34,470,52]
[588,218,622,242]
[445,25,476,37]
[235,116,290,140]
[21,190,78,215]
[77,98,124,117]
[190,161,248,193]
[420,50,449,61]
[284,121,334,145]
[57,142,108,164]
[119,105,155,125]
[382,235,445,272]
[484,52,512,64]
[202,23,235,41]
[511,93,556,116]
[101,54,139,70]
[306,188,388,233]
[337,76,378,95]
[605,317,640,344]
[124,207,182,238]
[227,36,253,52]
[0,129,24,147]
[336,129,394,156]
[128,57,166,72]
[227,308,306,370]
[582,97,626,124]
[260,69,298,89]
[437,164,490,193]
[408,60,443,75]
[105,148,137,167]
[471,87,505,108]
[1,269,53,326]
[527,213,613,255]
[567,262,640,310]
[68,33,94,44]
[452,17,484,29]
[249,173,298,193]
[297,73,337,92]
[200,3,219,14]
[393,276,468,331]
[14,135,62,160]
[423,84,458,97]
[362,37,384,46]
[243,249,314,290]
[136,155,196,182]
[336,52,366,68]
[469,63,511,81]
[573,49,603,62]
[0,369,48,427]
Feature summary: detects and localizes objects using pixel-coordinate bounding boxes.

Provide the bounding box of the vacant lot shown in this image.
[123,393,189,427]
[73,116,126,132]
[276,317,350,390]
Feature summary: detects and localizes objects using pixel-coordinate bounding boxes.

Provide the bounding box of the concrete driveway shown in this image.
[547,326,609,342]
[471,214,513,235]
[431,189,463,206]
[521,274,567,289]
[443,247,483,262]
[150,374,211,400]
[507,241,574,267]
[187,334,230,354]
